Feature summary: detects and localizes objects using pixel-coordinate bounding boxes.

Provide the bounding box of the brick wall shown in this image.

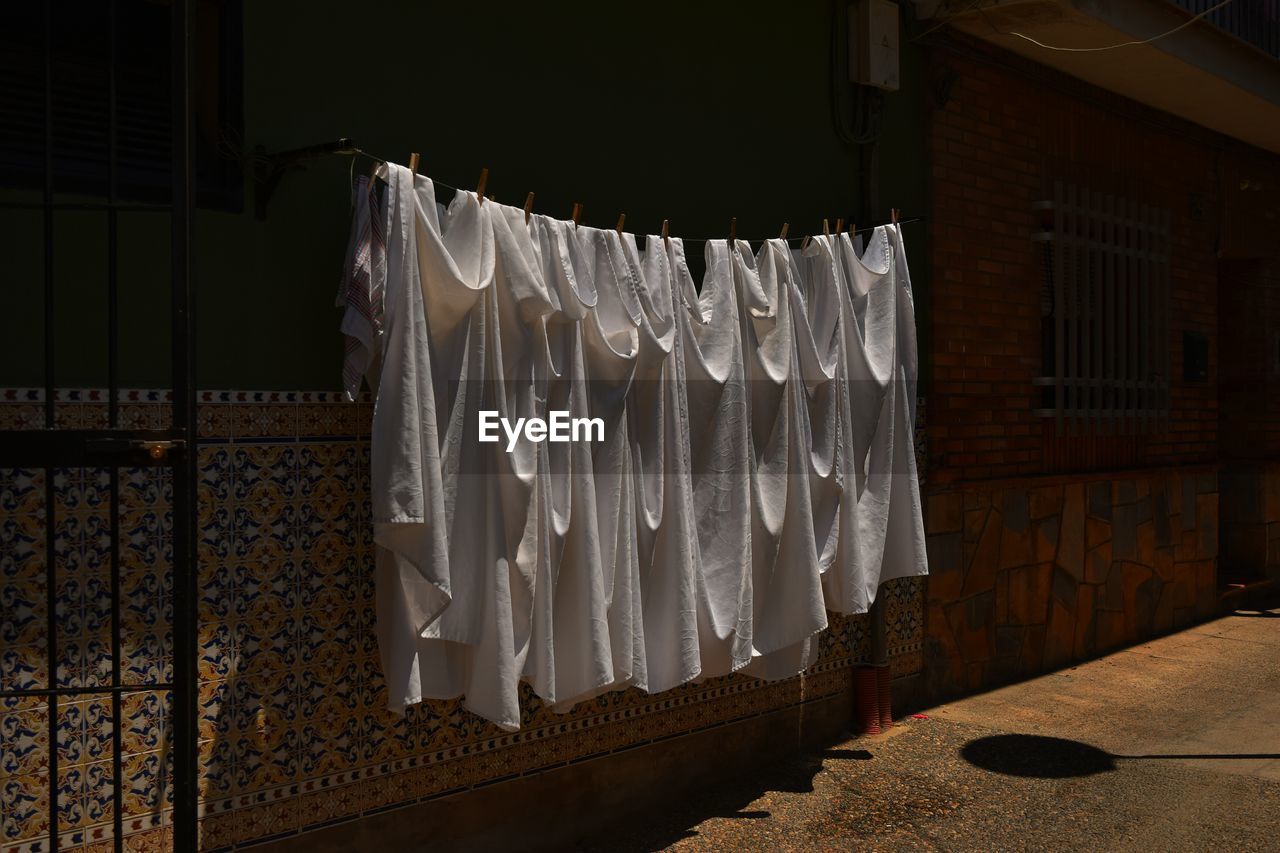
[927,43,1223,483]
[1216,149,1280,581]
[912,35,1280,702]
[1218,144,1280,461]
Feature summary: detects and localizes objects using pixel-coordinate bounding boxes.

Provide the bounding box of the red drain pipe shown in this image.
[855,665,894,734]
[855,666,881,735]
[877,664,893,730]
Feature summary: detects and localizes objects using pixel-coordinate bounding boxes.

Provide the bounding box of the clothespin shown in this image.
[524,192,535,224]
[571,203,582,227]
[835,218,844,234]
[661,219,670,247]
[823,218,830,238]
[728,217,737,248]
[408,152,420,176]
[616,214,626,236]
[475,167,489,204]
[850,221,857,236]
[891,207,899,224]
[779,222,789,240]
[801,235,811,250]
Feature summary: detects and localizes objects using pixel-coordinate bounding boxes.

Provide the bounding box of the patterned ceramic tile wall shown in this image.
[1,390,925,851]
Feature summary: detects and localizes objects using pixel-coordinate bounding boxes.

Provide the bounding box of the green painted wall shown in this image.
[3,0,930,391]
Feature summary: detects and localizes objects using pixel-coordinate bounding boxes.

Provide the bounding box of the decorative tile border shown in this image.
[0,390,369,404]
[197,666,856,851]
[197,659,856,820]
[0,390,372,441]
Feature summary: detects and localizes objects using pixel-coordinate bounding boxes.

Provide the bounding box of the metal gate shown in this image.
[0,1,198,849]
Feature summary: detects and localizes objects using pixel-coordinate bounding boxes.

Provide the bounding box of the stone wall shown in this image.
[921,468,1219,699]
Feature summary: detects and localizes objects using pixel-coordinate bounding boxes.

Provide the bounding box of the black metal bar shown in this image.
[254,137,359,219]
[264,137,359,163]
[43,0,55,432]
[170,0,199,848]
[0,202,173,212]
[42,9,59,849]
[107,11,124,850]
[110,463,124,853]
[0,684,174,700]
[45,462,59,853]
[109,0,119,431]
[0,431,187,467]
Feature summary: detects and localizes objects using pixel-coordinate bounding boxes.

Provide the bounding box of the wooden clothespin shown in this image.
[850,221,857,236]
[823,219,830,238]
[801,235,811,250]
[661,219,670,247]
[408,152,420,176]
[616,214,626,236]
[835,218,844,234]
[890,207,899,224]
[571,203,582,227]
[779,222,789,240]
[728,217,737,247]
[524,192,535,224]
[475,168,489,204]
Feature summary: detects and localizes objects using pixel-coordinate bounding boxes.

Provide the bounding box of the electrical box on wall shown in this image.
[849,0,900,91]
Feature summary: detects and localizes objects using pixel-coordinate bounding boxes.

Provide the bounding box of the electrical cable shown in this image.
[982,0,1235,53]
[911,0,1234,52]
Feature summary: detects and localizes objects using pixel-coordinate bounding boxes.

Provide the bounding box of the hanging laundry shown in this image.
[739,238,829,680]
[348,163,927,731]
[335,174,385,401]
[630,235,702,693]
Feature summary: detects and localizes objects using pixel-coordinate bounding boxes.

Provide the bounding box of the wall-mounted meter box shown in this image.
[849,0,900,91]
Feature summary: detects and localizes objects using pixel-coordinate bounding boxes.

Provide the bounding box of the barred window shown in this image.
[0,0,244,212]
[1034,182,1171,434]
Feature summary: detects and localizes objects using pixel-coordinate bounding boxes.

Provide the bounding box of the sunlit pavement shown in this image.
[604,602,1280,851]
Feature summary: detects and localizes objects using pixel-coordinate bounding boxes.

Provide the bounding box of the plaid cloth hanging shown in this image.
[336,173,386,401]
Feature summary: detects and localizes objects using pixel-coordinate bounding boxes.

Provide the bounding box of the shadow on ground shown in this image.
[960,734,1116,778]
[585,742,842,851]
[960,733,1280,778]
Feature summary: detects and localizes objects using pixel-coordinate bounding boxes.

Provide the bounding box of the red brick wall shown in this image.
[1218,147,1280,461]
[926,44,1223,483]
[911,36,1280,705]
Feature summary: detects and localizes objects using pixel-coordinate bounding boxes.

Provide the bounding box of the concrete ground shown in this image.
[603,602,1280,852]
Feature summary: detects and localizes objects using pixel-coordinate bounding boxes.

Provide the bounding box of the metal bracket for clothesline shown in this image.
[252,137,360,219]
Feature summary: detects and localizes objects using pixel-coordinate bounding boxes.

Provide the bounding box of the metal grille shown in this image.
[1169,0,1280,60]
[1033,181,1171,435]
[0,2,197,850]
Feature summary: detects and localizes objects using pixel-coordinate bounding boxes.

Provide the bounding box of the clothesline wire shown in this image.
[346,148,924,246]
